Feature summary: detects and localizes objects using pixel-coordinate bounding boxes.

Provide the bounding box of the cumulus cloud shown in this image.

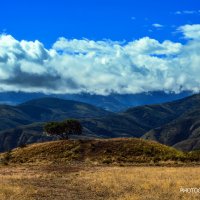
[0,24,200,95]
[178,24,200,40]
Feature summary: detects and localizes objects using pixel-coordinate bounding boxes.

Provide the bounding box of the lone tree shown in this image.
[44,119,82,140]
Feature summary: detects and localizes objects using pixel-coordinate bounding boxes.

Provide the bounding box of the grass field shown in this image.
[0,165,200,200]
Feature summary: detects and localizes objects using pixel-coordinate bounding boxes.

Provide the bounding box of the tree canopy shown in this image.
[44,119,82,140]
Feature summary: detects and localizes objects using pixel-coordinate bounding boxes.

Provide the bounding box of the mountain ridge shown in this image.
[0,94,200,152]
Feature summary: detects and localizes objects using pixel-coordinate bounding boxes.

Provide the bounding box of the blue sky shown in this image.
[0,0,199,47]
[0,0,200,95]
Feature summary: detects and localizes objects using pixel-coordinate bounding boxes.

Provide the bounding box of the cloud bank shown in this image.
[0,24,200,95]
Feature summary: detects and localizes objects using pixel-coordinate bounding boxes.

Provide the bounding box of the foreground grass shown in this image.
[0,165,200,200]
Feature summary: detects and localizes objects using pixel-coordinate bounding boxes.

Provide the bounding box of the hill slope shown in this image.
[0,98,114,152]
[0,139,186,165]
[0,123,56,152]
[0,97,111,131]
[124,94,200,130]
[18,97,112,120]
[141,94,200,151]
[143,109,200,151]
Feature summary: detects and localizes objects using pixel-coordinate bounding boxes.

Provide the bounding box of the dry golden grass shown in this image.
[1,139,187,165]
[0,165,200,200]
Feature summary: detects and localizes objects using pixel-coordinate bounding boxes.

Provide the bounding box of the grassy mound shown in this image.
[0,138,191,165]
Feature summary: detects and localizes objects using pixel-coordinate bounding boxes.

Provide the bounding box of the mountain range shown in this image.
[0,91,191,112]
[0,93,200,152]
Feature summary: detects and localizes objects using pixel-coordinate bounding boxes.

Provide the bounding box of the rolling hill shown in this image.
[0,138,187,165]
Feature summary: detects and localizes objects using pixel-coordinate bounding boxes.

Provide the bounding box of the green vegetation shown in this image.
[44,119,82,139]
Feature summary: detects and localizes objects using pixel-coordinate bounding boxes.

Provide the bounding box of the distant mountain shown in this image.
[82,93,200,150]
[0,98,112,151]
[0,105,32,131]
[0,123,55,152]
[18,97,111,120]
[0,95,150,151]
[142,94,200,151]
[0,97,111,128]
[0,91,192,111]
[1,94,200,152]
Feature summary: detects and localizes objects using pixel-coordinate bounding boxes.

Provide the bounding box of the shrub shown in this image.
[44,119,82,140]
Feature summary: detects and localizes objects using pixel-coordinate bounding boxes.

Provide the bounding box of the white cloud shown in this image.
[178,24,200,40]
[152,24,163,28]
[0,25,200,95]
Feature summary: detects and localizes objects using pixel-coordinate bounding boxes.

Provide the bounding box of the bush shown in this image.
[44,119,82,140]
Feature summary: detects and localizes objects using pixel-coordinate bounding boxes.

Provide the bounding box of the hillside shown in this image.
[0,97,111,126]
[0,105,32,131]
[0,98,114,152]
[1,94,200,152]
[0,123,56,152]
[123,94,200,129]
[0,112,149,152]
[142,95,200,151]
[0,97,111,132]
[0,97,156,152]
[0,138,187,165]
[143,109,200,151]
[0,122,103,152]
[18,97,112,120]
[1,139,200,200]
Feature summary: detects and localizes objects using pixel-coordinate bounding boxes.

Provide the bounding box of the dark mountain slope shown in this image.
[0,112,148,152]
[1,94,200,152]
[0,122,55,152]
[0,97,112,127]
[18,97,112,120]
[124,94,200,129]
[0,91,191,112]
[0,121,107,152]
[142,117,196,147]
[0,105,32,131]
[82,114,148,138]
[0,98,116,152]
[142,96,200,151]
